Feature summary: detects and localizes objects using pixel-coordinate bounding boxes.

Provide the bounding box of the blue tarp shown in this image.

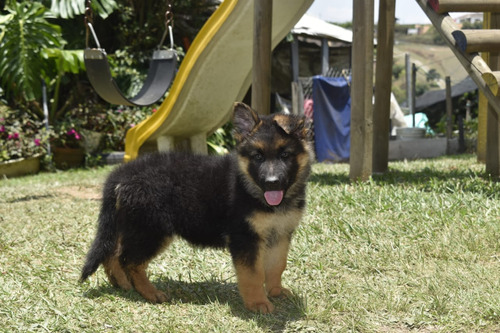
[312,76,351,162]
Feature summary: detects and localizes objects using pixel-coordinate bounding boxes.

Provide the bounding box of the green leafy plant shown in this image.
[49,0,118,19]
[41,48,85,119]
[0,1,63,102]
[207,122,235,155]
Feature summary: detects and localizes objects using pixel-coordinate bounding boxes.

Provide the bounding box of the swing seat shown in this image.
[84,48,177,106]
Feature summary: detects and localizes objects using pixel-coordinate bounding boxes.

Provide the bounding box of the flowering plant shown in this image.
[50,118,84,149]
[0,106,48,162]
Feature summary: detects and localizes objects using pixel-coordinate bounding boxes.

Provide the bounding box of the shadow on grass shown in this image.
[5,194,55,203]
[309,163,500,197]
[83,278,306,332]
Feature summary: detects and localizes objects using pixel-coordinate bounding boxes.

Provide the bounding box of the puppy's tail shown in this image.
[80,198,118,283]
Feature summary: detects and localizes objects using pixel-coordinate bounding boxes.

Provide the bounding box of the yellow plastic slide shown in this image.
[124,0,313,161]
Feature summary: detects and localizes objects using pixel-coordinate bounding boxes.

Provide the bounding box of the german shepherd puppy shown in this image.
[80,102,313,313]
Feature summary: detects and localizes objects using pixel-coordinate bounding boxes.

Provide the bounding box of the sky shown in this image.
[306,0,432,24]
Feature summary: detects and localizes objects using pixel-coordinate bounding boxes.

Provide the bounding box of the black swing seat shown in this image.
[84,48,177,106]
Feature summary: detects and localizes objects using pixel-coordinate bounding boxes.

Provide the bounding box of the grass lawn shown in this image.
[1,154,499,332]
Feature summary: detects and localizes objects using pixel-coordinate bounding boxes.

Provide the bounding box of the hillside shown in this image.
[391,41,468,104]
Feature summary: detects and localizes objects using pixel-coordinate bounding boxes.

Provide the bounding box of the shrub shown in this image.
[0,105,48,162]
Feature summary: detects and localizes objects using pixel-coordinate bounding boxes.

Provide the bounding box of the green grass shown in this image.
[1,155,500,332]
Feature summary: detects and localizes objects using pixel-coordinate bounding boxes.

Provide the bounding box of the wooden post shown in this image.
[406,53,413,125]
[321,38,329,75]
[445,76,453,154]
[350,0,374,181]
[291,35,301,115]
[486,13,500,177]
[373,0,396,174]
[477,12,489,163]
[252,0,272,115]
[412,63,417,127]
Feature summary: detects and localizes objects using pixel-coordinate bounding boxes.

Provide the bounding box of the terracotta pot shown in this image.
[53,147,85,169]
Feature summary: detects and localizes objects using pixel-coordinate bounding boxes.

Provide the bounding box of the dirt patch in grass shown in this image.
[56,186,102,200]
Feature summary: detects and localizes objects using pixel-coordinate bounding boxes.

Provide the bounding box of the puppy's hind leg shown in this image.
[102,238,132,291]
[121,236,174,304]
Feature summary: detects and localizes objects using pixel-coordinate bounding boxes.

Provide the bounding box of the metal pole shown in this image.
[42,79,51,157]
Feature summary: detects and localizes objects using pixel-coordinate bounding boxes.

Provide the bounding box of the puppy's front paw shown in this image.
[267,286,292,298]
[142,289,169,304]
[246,299,275,314]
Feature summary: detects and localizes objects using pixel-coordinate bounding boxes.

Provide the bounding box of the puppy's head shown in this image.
[232,102,313,207]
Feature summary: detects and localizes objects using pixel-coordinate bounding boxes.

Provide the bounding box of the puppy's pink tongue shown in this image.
[264,190,284,206]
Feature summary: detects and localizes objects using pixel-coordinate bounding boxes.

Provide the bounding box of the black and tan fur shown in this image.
[80,102,314,313]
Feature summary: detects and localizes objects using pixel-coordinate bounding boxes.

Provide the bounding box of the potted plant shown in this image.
[0,106,48,177]
[50,116,86,169]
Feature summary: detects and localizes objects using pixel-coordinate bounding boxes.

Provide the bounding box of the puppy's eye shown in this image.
[252,153,264,161]
[280,151,290,159]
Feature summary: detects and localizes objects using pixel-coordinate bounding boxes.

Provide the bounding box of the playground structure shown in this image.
[415,0,500,176]
[123,0,313,161]
[351,0,500,180]
[122,0,500,179]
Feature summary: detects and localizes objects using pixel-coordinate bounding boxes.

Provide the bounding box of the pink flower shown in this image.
[34,139,41,146]
[0,125,4,132]
[152,108,157,113]
[66,128,81,140]
[8,133,19,140]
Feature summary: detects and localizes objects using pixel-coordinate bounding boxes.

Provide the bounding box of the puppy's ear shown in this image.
[273,114,312,141]
[233,102,261,141]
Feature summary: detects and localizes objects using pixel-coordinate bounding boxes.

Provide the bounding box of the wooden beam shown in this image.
[445,76,453,154]
[452,29,500,53]
[415,0,500,117]
[429,0,500,13]
[373,0,396,174]
[251,0,272,115]
[350,0,374,181]
[482,71,500,95]
[486,13,500,177]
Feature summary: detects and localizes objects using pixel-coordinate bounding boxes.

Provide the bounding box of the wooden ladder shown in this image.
[416,0,500,174]
[416,0,500,113]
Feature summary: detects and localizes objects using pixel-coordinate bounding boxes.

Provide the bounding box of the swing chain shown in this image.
[84,0,101,49]
[158,0,175,50]
[165,0,174,28]
[84,0,93,48]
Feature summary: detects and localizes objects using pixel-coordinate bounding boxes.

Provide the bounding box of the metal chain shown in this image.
[159,0,175,49]
[84,0,93,48]
[165,0,174,28]
[84,0,173,50]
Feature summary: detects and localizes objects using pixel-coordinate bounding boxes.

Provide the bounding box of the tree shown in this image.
[426,68,441,82]
[392,64,404,80]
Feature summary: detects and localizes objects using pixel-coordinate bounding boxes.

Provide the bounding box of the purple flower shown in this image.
[34,138,41,146]
[0,125,4,132]
[8,133,19,140]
